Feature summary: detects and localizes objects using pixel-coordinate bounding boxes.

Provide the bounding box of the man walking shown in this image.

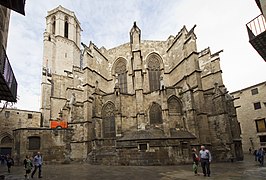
[31,152,42,178]
[199,145,212,177]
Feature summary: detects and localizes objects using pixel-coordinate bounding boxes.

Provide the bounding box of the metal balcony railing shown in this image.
[0,45,17,102]
[247,14,266,39]
[260,142,266,147]
[246,14,266,61]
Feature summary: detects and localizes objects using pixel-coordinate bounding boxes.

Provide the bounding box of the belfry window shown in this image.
[64,16,69,38]
[147,54,161,92]
[52,16,56,34]
[149,102,162,124]
[102,102,116,138]
[114,58,127,93]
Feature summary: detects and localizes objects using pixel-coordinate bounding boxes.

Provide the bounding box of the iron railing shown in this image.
[260,142,266,146]
[246,14,266,61]
[246,14,266,40]
[0,45,17,102]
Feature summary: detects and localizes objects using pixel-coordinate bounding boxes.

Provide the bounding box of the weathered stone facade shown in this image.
[7,5,243,165]
[0,109,40,161]
[231,81,266,153]
[13,128,73,165]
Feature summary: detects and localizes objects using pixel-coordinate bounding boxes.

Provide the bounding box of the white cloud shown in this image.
[5,0,266,111]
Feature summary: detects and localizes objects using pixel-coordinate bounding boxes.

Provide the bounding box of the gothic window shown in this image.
[1,136,13,144]
[102,102,116,138]
[64,16,69,38]
[115,59,127,93]
[28,136,41,150]
[52,16,56,34]
[168,96,182,115]
[149,102,162,124]
[147,54,161,92]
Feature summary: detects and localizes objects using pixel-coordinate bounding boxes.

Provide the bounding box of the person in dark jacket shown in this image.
[257,148,265,166]
[6,154,14,173]
[24,155,33,180]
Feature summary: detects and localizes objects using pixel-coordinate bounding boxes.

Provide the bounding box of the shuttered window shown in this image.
[28,136,41,150]
[255,119,266,132]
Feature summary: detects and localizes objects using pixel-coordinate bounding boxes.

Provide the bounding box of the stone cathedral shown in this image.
[12,6,243,165]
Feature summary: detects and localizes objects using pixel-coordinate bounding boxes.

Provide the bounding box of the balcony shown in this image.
[260,142,266,147]
[0,46,17,102]
[0,0,26,15]
[246,14,266,62]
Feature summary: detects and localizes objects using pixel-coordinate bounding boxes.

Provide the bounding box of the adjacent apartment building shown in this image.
[231,81,266,153]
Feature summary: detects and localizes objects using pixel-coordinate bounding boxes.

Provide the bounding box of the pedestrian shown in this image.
[249,147,252,154]
[192,147,200,176]
[254,149,258,161]
[24,155,33,180]
[257,147,265,166]
[31,152,43,178]
[6,154,14,173]
[0,155,4,165]
[199,145,212,177]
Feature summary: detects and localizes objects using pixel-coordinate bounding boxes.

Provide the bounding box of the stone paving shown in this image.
[0,154,265,180]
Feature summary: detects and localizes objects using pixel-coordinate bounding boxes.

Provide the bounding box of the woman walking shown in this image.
[24,155,33,180]
[192,147,200,176]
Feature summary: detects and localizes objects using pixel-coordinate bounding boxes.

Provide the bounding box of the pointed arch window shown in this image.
[1,136,13,144]
[64,16,69,38]
[168,96,182,115]
[115,59,127,93]
[147,55,161,92]
[150,102,162,124]
[102,102,116,138]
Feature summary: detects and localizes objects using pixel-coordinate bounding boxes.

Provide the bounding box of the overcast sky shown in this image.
[4,0,266,111]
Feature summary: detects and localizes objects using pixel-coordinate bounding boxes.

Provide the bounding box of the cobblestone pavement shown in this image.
[0,154,265,180]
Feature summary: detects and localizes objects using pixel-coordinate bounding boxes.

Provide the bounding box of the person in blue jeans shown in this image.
[199,145,212,177]
[31,152,43,178]
[257,148,265,166]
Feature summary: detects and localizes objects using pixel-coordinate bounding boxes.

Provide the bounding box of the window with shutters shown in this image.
[168,96,182,115]
[102,102,116,138]
[28,136,41,150]
[115,59,127,93]
[255,119,266,133]
[149,102,162,124]
[147,54,161,92]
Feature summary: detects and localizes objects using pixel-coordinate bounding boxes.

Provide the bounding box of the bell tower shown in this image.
[40,6,82,127]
